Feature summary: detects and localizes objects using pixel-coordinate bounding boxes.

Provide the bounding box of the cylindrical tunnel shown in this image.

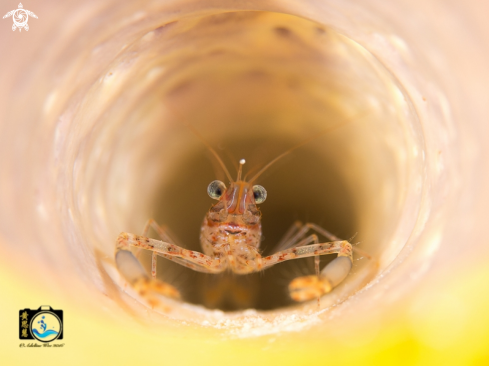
[1,1,488,362]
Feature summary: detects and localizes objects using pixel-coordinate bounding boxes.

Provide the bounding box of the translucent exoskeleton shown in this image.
[115,120,369,309]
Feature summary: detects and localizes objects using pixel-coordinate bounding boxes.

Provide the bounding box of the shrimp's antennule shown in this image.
[248,112,368,183]
[237,159,246,181]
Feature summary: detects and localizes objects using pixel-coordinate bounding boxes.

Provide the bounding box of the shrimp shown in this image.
[115,115,368,308]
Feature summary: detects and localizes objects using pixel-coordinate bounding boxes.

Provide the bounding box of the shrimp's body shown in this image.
[199,177,264,275]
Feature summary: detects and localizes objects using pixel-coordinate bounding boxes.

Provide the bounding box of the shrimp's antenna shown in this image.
[163,105,234,182]
[237,159,246,181]
[243,165,260,181]
[249,112,367,183]
[185,124,234,183]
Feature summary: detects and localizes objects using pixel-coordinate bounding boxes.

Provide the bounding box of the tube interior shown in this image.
[72,11,422,314]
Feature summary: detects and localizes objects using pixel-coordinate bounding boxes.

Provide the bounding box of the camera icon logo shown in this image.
[19,306,63,343]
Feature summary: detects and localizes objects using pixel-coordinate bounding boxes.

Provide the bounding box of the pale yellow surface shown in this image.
[2,257,489,365]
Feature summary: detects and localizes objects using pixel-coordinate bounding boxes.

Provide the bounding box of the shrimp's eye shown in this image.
[207,180,226,200]
[252,185,267,204]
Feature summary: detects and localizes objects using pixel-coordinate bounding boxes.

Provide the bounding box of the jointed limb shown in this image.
[135,219,180,278]
[272,221,356,302]
[281,222,371,259]
[288,255,353,302]
[116,232,226,274]
[274,222,321,276]
[261,240,352,270]
[275,220,304,252]
[115,220,226,306]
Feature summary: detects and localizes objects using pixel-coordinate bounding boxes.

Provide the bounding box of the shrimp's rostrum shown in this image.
[115,155,355,308]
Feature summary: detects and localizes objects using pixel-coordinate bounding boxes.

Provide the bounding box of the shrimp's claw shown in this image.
[133,277,181,300]
[289,275,332,302]
[115,248,181,307]
[289,256,352,302]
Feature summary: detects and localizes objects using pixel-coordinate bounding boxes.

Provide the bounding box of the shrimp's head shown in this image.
[206,160,267,229]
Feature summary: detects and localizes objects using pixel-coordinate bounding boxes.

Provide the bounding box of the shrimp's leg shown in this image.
[133,219,177,278]
[274,223,321,277]
[274,222,370,258]
[140,220,224,274]
[272,222,332,279]
[272,221,372,302]
[115,231,225,306]
[274,220,304,252]
[305,223,371,259]
[261,240,353,302]
[116,232,226,273]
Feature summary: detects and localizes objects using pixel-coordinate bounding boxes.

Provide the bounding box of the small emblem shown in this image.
[19,306,63,343]
[3,3,38,32]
